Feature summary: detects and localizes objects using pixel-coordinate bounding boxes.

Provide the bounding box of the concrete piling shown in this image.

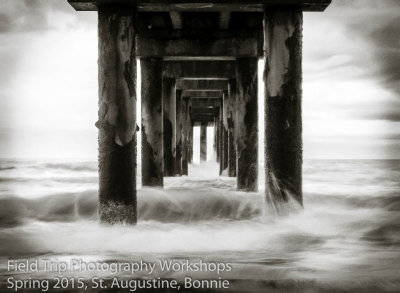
[200,122,207,162]
[141,58,163,187]
[236,58,258,192]
[163,77,176,177]
[97,7,137,224]
[175,90,183,175]
[228,79,237,177]
[67,0,330,223]
[182,98,190,175]
[264,7,303,204]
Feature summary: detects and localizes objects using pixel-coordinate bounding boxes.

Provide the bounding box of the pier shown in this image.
[67,0,331,224]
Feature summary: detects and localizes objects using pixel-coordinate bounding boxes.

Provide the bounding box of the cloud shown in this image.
[0,0,96,87]
[358,110,400,123]
[304,0,400,127]
[0,0,94,33]
[333,0,400,9]
[0,0,62,33]
[368,19,400,93]
[330,0,400,94]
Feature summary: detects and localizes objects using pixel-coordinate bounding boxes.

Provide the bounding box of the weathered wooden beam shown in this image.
[183,89,223,93]
[175,90,183,176]
[222,125,229,174]
[176,79,228,91]
[138,3,261,12]
[141,1,332,12]
[170,11,182,29]
[191,114,216,122]
[164,57,236,61]
[218,106,224,175]
[228,79,236,177]
[194,121,215,126]
[190,96,223,99]
[236,58,258,191]
[141,58,164,187]
[219,12,231,29]
[137,36,261,58]
[97,6,137,224]
[163,77,176,177]
[200,122,207,161]
[182,98,190,174]
[215,116,220,162]
[68,0,332,12]
[182,90,223,98]
[264,7,303,205]
[190,107,219,116]
[193,121,214,125]
[189,122,193,163]
[138,29,261,40]
[213,117,217,161]
[163,61,236,79]
[190,98,222,108]
[222,91,229,174]
[191,111,218,118]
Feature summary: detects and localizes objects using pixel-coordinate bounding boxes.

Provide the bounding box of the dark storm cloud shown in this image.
[381,113,400,123]
[0,13,13,32]
[369,19,400,91]
[373,110,400,123]
[310,0,400,126]
[332,0,400,95]
[0,0,73,33]
[360,110,400,123]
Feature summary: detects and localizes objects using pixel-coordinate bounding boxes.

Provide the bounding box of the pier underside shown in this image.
[68,0,331,224]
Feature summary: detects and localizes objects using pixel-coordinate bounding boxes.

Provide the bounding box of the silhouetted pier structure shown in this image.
[68,0,331,224]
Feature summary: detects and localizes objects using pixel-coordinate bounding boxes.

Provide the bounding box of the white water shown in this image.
[0,159,399,292]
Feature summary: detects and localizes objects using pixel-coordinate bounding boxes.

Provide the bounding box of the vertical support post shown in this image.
[218,107,224,174]
[175,89,183,175]
[215,116,220,163]
[182,97,190,175]
[236,58,258,191]
[264,7,303,204]
[189,121,193,163]
[222,129,229,174]
[222,91,229,173]
[200,122,207,162]
[213,118,217,160]
[163,77,176,177]
[141,58,163,187]
[228,79,237,177]
[97,7,137,224]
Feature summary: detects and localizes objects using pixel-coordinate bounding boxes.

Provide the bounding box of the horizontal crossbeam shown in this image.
[182,90,224,98]
[191,114,217,123]
[176,79,229,90]
[68,0,331,12]
[163,61,236,79]
[191,107,219,115]
[190,98,222,108]
[137,35,262,58]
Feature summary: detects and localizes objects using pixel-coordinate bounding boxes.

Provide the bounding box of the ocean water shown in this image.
[0,159,399,292]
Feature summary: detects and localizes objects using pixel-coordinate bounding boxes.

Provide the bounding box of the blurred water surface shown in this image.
[0,159,399,292]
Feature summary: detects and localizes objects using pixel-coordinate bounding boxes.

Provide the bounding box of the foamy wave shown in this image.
[0,187,263,228]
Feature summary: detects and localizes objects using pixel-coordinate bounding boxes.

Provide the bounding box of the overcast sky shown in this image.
[0,0,399,159]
